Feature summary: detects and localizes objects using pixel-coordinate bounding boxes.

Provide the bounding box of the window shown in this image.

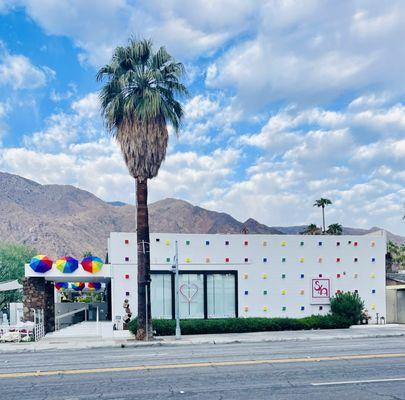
[179,274,204,319]
[151,274,172,319]
[207,274,236,318]
[151,271,237,320]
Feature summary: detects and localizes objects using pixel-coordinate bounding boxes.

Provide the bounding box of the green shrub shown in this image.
[128,314,351,336]
[330,291,364,325]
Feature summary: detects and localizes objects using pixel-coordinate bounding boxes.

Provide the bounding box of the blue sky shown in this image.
[0,1,404,234]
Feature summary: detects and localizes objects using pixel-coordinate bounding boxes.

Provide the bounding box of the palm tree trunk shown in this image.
[322,205,326,233]
[135,177,152,340]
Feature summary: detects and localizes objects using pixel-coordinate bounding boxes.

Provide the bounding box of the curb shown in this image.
[1,331,405,353]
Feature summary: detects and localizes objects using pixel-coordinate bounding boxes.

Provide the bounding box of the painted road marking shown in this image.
[1,353,405,379]
[312,377,405,386]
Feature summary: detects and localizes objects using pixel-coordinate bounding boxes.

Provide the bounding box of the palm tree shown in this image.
[326,223,343,235]
[313,198,332,233]
[97,39,187,340]
[301,223,321,235]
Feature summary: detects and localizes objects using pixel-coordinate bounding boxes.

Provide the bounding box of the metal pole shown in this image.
[96,306,100,336]
[174,240,181,339]
[145,283,149,341]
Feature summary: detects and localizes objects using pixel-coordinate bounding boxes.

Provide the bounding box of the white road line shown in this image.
[105,353,168,359]
[312,377,405,386]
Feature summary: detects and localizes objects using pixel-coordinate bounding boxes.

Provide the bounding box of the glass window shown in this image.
[151,274,172,319]
[207,274,236,318]
[179,274,204,319]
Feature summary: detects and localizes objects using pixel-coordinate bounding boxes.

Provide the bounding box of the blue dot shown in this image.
[244,290,249,295]
[300,274,304,278]
[263,257,267,262]
[300,306,305,311]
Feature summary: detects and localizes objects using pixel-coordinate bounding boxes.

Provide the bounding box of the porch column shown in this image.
[23,277,55,333]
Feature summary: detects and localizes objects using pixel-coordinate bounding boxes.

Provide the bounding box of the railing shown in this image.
[55,305,89,331]
[33,309,44,342]
[34,323,45,341]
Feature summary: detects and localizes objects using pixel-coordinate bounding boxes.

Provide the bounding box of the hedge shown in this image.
[128,314,351,336]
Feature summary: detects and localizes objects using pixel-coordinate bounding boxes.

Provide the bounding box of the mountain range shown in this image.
[0,171,403,259]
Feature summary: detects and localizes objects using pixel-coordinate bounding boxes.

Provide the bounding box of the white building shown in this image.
[25,231,387,329]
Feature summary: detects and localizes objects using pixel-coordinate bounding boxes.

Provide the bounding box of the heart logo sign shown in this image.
[179,283,199,303]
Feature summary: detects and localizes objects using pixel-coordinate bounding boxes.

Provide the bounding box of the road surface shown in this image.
[1,336,405,399]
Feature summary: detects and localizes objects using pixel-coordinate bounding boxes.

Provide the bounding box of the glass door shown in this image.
[179,274,204,319]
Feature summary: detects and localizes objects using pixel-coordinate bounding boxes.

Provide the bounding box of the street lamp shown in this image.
[172,240,181,339]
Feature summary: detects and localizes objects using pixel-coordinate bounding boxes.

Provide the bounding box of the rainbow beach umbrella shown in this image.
[71,282,85,291]
[81,256,103,274]
[87,282,102,291]
[54,282,69,291]
[55,256,78,273]
[29,255,53,273]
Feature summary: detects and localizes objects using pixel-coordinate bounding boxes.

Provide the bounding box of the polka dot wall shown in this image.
[108,232,386,323]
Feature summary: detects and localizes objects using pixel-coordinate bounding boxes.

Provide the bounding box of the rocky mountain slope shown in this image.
[0,172,403,258]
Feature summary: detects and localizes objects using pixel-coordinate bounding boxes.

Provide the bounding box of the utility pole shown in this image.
[172,240,181,339]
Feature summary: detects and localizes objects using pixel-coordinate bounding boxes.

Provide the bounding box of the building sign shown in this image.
[311,278,331,304]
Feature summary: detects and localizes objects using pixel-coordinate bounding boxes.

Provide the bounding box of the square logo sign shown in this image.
[311,278,331,304]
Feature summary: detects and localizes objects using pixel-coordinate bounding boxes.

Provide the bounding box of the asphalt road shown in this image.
[1,337,405,399]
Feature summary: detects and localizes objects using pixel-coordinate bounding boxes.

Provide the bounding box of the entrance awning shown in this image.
[0,280,23,292]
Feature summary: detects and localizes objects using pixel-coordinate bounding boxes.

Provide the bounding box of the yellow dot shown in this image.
[263,306,268,312]
[185,257,191,263]
[262,273,268,279]
[165,240,170,246]
[281,290,286,295]
[371,304,376,310]
[300,258,304,263]
[281,241,286,246]
[370,273,376,278]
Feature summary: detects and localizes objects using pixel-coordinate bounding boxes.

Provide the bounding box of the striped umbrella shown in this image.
[29,255,53,273]
[81,256,103,274]
[54,282,69,291]
[55,256,78,273]
[71,282,85,291]
[87,282,102,291]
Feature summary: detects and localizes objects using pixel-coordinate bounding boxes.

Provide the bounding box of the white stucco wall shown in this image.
[109,231,386,324]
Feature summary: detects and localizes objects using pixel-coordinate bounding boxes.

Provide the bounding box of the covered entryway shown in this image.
[24,262,112,335]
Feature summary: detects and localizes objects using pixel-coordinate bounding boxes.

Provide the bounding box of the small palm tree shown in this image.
[313,198,332,233]
[97,39,187,340]
[301,223,321,235]
[326,223,343,235]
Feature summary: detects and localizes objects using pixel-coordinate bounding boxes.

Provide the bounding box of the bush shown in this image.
[128,314,351,336]
[330,291,364,325]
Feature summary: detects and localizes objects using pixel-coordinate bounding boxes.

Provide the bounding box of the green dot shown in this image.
[282,258,286,262]
[282,274,286,279]
[186,240,190,245]
[263,290,268,295]
[166,257,170,262]
[282,306,287,311]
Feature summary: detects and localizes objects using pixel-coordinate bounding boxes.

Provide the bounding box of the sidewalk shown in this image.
[1,324,404,353]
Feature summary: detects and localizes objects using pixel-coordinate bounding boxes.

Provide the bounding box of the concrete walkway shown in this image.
[0,324,404,353]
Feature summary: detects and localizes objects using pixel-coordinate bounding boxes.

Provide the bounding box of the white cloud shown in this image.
[0,44,55,90]
[15,0,258,65]
[205,1,405,108]
[23,92,100,150]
